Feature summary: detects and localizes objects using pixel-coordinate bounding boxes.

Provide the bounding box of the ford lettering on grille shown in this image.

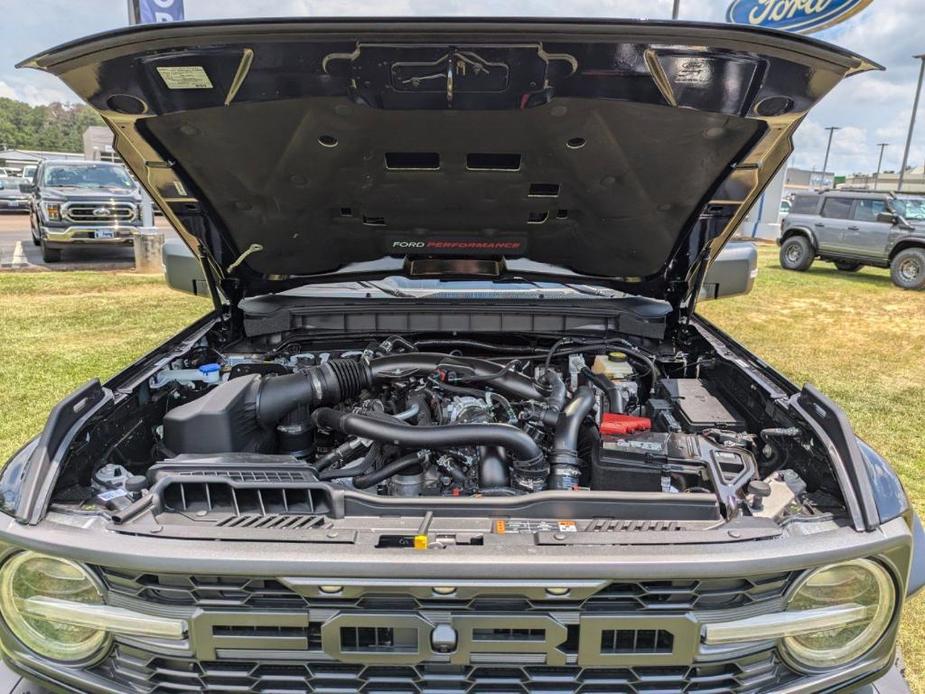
[188,610,698,666]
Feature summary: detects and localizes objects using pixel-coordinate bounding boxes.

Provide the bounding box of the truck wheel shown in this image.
[890,248,925,290]
[779,236,814,271]
[40,239,62,263]
[833,260,862,272]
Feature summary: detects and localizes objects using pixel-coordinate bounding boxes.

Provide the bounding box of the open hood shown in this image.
[21,19,877,305]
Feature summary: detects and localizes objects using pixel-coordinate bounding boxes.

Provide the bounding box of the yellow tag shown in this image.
[413,535,429,550]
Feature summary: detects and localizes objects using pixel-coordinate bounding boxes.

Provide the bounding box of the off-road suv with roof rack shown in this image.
[779,190,925,289]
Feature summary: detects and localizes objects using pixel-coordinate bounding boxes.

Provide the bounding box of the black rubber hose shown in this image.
[581,367,623,414]
[412,339,544,355]
[311,408,544,467]
[551,386,595,467]
[541,370,568,427]
[353,453,423,489]
[370,353,544,401]
[257,353,544,426]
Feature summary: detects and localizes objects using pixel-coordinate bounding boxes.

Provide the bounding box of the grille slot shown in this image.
[600,628,674,654]
[100,646,791,693]
[340,626,418,653]
[63,202,136,223]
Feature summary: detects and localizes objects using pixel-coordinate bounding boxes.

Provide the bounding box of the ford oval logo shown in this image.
[726,0,874,34]
[92,207,111,217]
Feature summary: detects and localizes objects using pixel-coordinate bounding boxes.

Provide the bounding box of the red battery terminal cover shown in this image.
[599,413,652,435]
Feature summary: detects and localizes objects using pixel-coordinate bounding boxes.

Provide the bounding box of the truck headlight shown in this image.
[42,202,61,221]
[782,559,895,670]
[0,552,109,662]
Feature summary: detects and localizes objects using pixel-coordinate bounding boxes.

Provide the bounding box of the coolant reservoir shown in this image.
[591,353,635,381]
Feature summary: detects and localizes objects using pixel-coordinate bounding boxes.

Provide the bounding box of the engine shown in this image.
[145,335,770,507]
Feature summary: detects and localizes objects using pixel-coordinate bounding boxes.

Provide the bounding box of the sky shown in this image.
[0,0,922,176]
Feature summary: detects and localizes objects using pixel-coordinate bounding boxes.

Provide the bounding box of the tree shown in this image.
[0,97,103,153]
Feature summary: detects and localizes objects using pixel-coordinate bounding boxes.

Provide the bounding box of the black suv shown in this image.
[23,159,142,263]
[0,19,919,694]
[779,190,925,289]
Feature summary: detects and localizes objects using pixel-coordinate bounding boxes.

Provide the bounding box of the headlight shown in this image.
[782,559,895,670]
[42,202,61,221]
[0,552,109,662]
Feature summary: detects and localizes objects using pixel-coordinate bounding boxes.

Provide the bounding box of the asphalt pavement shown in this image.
[0,212,178,271]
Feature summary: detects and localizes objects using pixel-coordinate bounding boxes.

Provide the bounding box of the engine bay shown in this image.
[55,329,842,531]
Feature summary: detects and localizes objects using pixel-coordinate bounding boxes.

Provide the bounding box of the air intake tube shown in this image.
[256,353,545,425]
[548,386,595,490]
[311,408,547,491]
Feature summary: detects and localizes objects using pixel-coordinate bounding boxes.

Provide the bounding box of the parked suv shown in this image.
[779,190,925,289]
[23,160,142,263]
[1,19,920,694]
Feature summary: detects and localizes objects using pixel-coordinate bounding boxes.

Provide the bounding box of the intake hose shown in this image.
[548,386,595,490]
[311,407,547,491]
[256,353,544,425]
[353,452,424,489]
[541,370,568,427]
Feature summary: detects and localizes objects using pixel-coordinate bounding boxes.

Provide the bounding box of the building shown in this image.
[783,167,834,195]
[82,126,120,162]
[840,166,925,194]
[0,148,84,175]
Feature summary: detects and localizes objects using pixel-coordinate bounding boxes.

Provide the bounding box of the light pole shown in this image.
[820,126,840,189]
[672,0,680,19]
[874,143,889,190]
[898,54,925,192]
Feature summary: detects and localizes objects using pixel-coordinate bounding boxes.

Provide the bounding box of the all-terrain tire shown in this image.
[833,260,862,272]
[779,236,814,271]
[890,248,925,290]
[40,239,62,263]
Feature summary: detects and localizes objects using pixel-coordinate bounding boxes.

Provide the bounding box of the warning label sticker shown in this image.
[494,519,578,534]
[156,66,214,90]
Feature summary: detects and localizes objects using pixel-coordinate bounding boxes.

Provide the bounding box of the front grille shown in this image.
[101,647,790,693]
[90,569,803,693]
[63,202,136,223]
[100,570,796,612]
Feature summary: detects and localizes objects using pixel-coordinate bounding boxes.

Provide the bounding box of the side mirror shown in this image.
[19,183,34,194]
[162,240,210,297]
[876,211,899,225]
[699,242,758,301]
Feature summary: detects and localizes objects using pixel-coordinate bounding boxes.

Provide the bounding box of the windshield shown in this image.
[894,197,925,221]
[42,164,134,189]
[280,278,627,299]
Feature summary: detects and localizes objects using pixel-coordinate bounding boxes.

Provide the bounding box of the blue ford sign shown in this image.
[726,0,874,34]
[137,0,185,23]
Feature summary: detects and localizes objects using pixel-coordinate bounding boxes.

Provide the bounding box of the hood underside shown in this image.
[21,18,876,301]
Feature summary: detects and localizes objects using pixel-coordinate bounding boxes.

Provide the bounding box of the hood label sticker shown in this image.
[157,66,213,90]
[495,519,577,534]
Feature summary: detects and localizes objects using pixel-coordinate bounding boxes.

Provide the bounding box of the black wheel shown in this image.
[779,236,814,271]
[833,260,862,272]
[40,239,62,263]
[890,248,925,290]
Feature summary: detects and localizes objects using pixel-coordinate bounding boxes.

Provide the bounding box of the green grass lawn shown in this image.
[0,249,923,687]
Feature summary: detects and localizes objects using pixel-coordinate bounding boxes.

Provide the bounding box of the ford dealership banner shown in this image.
[135,0,185,23]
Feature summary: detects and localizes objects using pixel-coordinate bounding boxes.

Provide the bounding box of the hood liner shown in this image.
[21,19,876,303]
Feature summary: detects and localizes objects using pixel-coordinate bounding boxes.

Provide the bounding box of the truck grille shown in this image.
[63,201,136,223]
[102,646,789,693]
[83,568,806,692]
[100,569,796,612]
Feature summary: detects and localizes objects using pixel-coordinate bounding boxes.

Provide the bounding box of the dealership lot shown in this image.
[0,212,178,271]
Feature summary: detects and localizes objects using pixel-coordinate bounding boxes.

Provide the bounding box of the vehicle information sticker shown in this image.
[157,66,213,90]
[495,519,578,534]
